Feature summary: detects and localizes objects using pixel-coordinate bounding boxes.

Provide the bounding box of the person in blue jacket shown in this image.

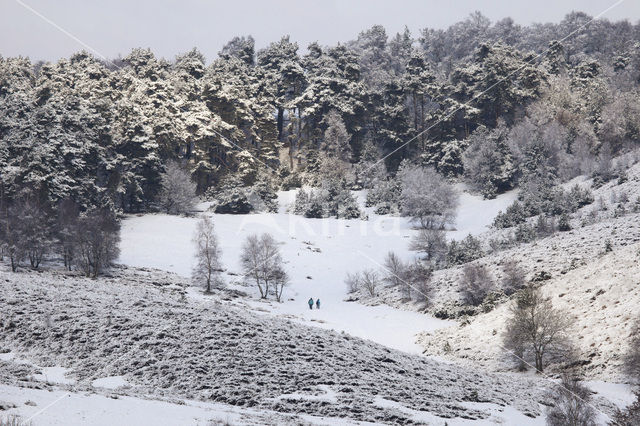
[308,298,314,310]
[316,299,321,309]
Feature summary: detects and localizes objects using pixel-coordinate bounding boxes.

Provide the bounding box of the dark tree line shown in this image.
[1,11,639,218]
[0,195,120,277]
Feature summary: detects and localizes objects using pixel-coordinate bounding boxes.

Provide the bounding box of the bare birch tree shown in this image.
[240,233,287,300]
[192,215,223,293]
[361,269,380,297]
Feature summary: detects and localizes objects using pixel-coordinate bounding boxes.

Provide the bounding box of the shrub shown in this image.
[545,375,596,426]
[502,260,526,296]
[493,185,593,229]
[459,264,495,306]
[446,234,483,266]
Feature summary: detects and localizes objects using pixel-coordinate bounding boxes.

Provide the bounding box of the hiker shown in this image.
[308,298,314,310]
[316,299,321,309]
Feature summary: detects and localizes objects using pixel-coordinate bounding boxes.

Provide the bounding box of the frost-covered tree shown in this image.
[458,263,495,306]
[322,110,352,162]
[212,177,254,214]
[361,269,380,297]
[446,234,484,266]
[246,172,278,213]
[345,271,361,294]
[503,285,572,372]
[501,260,526,295]
[158,161,198,215]
[398,165,458,229]
[75,209,120,278]
[192,216,223,293]
[219,35,255,66]
[382,251,405,289]
[410,228,447,266]
[450,43,546,128]
[269,264,289,303]
[545,374,597,426]
[240,233,286,300]
[405,260,433,303]
[257,36,305,141]
[462,122,515,198]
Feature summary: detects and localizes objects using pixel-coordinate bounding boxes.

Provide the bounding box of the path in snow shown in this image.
[119,188,516,354]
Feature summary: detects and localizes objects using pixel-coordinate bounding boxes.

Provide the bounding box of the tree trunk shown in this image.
[535,352,543,373]
[277,107,284,141]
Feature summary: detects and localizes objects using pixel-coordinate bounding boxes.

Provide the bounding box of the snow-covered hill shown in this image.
[414,163,640,385]
[0,266,551,425]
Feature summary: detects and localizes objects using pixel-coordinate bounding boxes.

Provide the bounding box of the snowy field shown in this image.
[119,187,517,354]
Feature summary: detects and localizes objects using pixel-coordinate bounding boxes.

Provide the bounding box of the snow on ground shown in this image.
[0,268,550,424]
[34,366,76,386]
[418,240,640,382]
[449,184,518,241]
[91,376,130,389]
[587,381,636,410]
[0,384,366,426]
[119,187,516,354]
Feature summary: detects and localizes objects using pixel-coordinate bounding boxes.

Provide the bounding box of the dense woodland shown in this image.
[1,11,640,216]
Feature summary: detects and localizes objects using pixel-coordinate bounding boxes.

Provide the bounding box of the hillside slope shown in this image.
[419,242,640,382]
[0,266,550,424]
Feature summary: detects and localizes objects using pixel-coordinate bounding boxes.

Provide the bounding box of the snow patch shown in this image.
[92,376,130,389]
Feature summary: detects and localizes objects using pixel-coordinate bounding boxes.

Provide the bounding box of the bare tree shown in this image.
[459,263,495,306]
[398,165,459,229]
[0,197,51,271]
[545,374,597,426]
[259,233,282,299]
[56,198,79,271]
[75,209,121,278]
[345,272,361,294]
[158,161,198,215]
[21,199,51,269]
[361,269,380,297]
[503,285,573,373]
[501,259,526,296]
[410,228,447,265]
[406,260,433,304]
[240,233,286,300]
[382,251,405,288]
[192,216,223,293]
[1,202,26,272]
[241,234,266,298]
[270,264,289,302]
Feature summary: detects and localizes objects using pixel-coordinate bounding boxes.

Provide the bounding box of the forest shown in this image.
[0,11,639,215]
